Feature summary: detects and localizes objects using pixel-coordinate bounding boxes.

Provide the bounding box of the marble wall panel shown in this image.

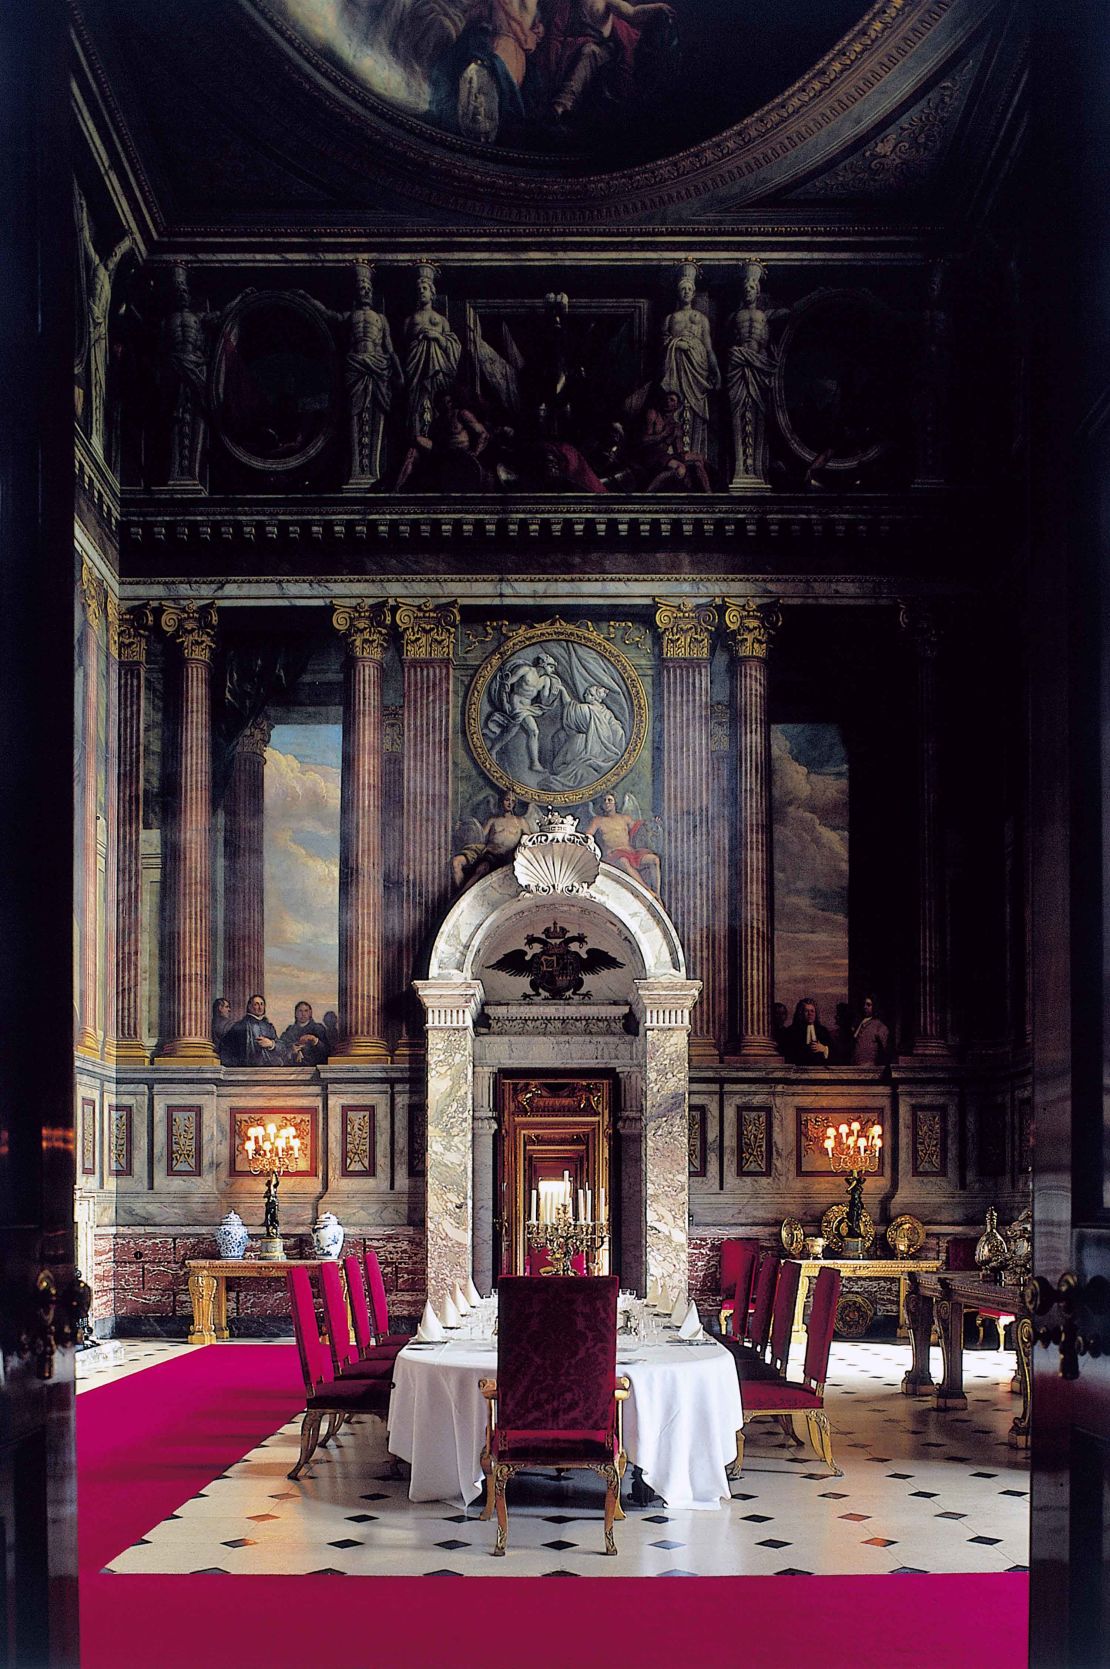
[642,1026,690,1295]
[424,1025,473,1300]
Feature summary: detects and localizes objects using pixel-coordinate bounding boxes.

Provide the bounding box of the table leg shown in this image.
[214,1275,230,1340]
[901,1287,935,1396]
[1008,1315,1032,1450]
[791,1268,812,1343]
[188,1271,217,1345]
[932,1295,968,1410]
[897,1274,911,1339]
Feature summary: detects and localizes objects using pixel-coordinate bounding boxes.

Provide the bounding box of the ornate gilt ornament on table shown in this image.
[780,1217,805,1257]
[887,1214,926,1258]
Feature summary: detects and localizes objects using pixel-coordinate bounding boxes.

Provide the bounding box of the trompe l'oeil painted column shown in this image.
[76,562,105,1058]
[332,600,391,1062]
[157,601,219,1063]
[724,598,782,1058]
[395,600,460,1060]
[899,602,951,1056]
[413,978,484,1302]
[223,714,272,1016]
[105,602,153,1064]
[655,598,717,1062]
[634,978,701,1296]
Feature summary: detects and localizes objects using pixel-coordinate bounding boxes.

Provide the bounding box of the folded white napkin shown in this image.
[670,1291,688,1326]
[678,1300,704,1340]
[656,1285,672,1314]
[465,1275,481,1306]
[453,1281,470,1315]
[414,1300,446,1343]
[646,1277,660,1307]
[441,1291,460,1328]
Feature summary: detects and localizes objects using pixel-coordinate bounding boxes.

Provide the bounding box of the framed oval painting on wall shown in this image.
[211,290,337,472]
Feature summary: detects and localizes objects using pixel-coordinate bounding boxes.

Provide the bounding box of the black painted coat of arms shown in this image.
[489,920,623,999]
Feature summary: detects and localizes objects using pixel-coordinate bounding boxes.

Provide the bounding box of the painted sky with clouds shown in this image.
[772,723,848,1026]
[263,724,341,1029]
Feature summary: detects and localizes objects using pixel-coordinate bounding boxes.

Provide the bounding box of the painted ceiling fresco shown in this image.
[273,0,871,164]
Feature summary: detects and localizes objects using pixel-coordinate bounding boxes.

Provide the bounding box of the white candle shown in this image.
[530,1189,538,1223]
[577,1189,586,1220]
[586,1187,592,1220]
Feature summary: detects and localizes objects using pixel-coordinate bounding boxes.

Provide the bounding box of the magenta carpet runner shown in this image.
[78,1346,1029,1669]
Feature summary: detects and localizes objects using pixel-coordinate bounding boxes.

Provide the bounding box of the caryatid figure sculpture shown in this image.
[75,185,132,459]
[660,261,720,461]
[316,262,403,490]
[726,260,784,492]
[162,264,215,489]
[402,262,462,440]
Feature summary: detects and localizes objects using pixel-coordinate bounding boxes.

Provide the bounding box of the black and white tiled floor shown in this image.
[100,1339,1028,1577]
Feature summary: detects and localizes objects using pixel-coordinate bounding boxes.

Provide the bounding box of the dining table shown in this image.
[388,1329,744,1511]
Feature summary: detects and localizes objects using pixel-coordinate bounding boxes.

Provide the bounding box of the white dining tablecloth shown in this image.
[388,1336,743,1511]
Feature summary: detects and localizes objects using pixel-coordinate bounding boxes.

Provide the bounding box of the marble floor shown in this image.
[97,1338,1029,1578]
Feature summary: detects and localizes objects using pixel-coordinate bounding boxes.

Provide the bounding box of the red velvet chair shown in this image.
[285,1266,391,1480]
[743,1251,781,1351]
[717,1237,759,1336]
[728,1265,843,1478]
[319,1260,396,1381]
[479,1276,629,1556]
[342,1255,406,1366]
[363,1249,413,1349]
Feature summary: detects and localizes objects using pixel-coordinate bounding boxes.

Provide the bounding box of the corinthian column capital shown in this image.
[898,599,941,658]
[395,599,460,661]
[161,601,218,663]
[80,560,106,633]
[238,714,273,757]
[654,598,717,660]
[332,599,391,660]
[111,603,155,663]
[723,598,782,659]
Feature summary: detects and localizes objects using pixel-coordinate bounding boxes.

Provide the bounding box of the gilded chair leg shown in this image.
[492,1464,512,1555]
[289,1409,323,1479]
[996,1316,1008,1351]
[600,1465,621,1555]
[777,1414,804,1447]
[807,1410,841,1476]
[726,1428,745,1480]
[976,1314,986,1348]
[479,1461,495,1522]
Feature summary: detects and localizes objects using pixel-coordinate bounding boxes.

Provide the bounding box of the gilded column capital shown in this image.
[654,598,717,660]
[897,599,941,658]
[722,598,782,659]
[383,706,404,754]
[111,603,154,663]
[79,560,106,633]
[161,601,218,663]
[238,715,273,758]
[395,599,460,661]
[332,599,391,660]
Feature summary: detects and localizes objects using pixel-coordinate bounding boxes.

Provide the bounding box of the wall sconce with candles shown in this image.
[243,1122,300,1260]
[824,1119,883,1259]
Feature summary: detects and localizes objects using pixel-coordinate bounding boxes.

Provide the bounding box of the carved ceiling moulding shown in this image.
[243,0,980,226]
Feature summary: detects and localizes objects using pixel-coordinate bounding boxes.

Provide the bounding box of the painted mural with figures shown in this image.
[269,0,871,160]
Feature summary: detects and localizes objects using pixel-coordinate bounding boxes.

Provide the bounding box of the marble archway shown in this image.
[416,856,700,1305]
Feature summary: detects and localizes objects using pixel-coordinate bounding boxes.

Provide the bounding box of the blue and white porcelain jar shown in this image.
[312,1211,344,1260]
[215,1210,249,1260]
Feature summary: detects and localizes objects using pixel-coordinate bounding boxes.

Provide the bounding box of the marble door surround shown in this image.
[417,861,700,1302]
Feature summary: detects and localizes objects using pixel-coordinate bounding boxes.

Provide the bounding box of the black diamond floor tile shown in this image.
[649,1539,684,1550]
[189,1567,229,1575]
[886,1472,914,1480]
[971,1471,998,1479]
[1007,1564,1029,1573]
[910,1491,939,1499]
[934,1512,967,1521]
[541,1569,581,1577]
[441,1514,470,1524]
[889,1566,928,1574]
[741,1513,772,1523]
[999,1489,1028,1498]
[755,1538,791,1549]
[422,1569,464,1577]
[542,1539,577,1552]
[346,1513,378,1523]
[774,1567,814,1575]
[219,1538,256,1549]
[435,1539,470,1551]
[643,1513,671,1523]
[360,1492,389,1502]
[659,1569,699,1577]
[542,1515,578,1525]
[307,1567,346,1576]
[968,1535,1002,1545]
[327,1538,364,1549]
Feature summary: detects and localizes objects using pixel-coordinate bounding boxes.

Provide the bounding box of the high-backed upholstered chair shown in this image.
[479,1276,629,1556]
[728,1265,843,1479]
[744,1251,781,1351]
[363,1249,413,1350]
[718,1238,760,1336]
[285,1266,391,1479]
[319,1260,395,1381]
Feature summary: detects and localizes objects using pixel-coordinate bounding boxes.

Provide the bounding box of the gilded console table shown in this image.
[790,1256,942,1342]
[901,1270,1031,1450]
[186,1257,326,1344]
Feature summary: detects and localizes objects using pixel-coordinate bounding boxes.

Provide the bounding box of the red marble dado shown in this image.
[93,1229,427,1325]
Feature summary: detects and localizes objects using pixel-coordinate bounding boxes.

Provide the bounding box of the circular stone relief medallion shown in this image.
[465,624,648,809]
[834,1293,875,1339]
